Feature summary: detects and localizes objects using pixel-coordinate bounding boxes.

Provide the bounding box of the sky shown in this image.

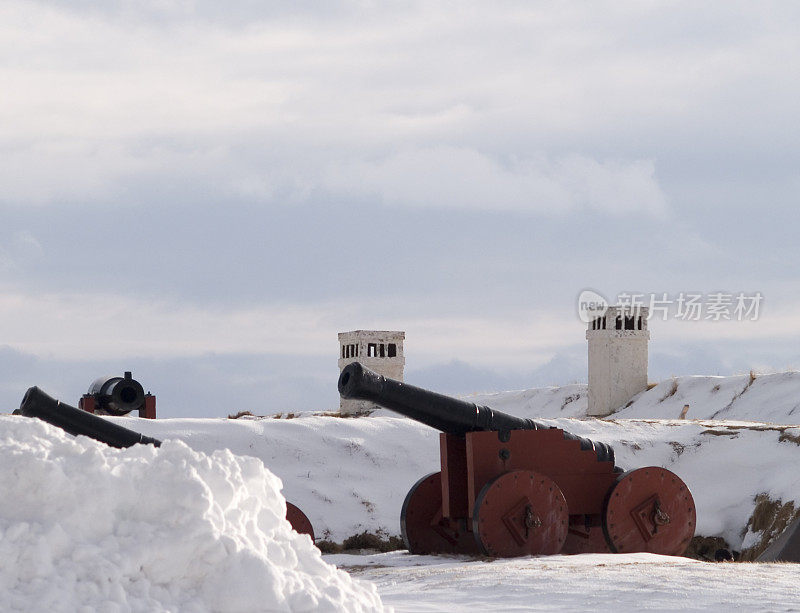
[1,1,799,416]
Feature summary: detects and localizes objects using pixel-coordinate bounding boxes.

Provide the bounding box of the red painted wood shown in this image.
[603,467,696,556]
[465,429,616,517]
[563,515,612,554]
[440,433,468,519]
[473,470,568,557]
[139,394,157,419]
[401,472,478,555]
[79,395,96,414]
[286,502,315,540]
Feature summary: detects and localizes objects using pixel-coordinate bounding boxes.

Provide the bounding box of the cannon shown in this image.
[15,386,315,541]
[339,362,695,557]
[18,386,162,447]
[79,371,156,418]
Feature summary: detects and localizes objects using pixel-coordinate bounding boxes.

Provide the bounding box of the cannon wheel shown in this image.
[473,470,568,557]
[401,472,478,555]
[286,502,315,541]
[602,466,695,556]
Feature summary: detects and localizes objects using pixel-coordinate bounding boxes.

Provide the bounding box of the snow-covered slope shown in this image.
[461,383,589,418]
[466,370,800,423]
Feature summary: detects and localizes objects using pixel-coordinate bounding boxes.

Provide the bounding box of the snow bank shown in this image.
[126,413,440,543]
[0,416,383,613]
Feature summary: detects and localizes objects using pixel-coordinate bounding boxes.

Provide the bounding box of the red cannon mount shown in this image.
[402,429,694,557]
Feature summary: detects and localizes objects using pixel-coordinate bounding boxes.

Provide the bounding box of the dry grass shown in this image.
[660,378,679,402]
[231,409,373,420]
[316,532,405,554]
[779,431,800,446]
[684,535,736,561]
[740,494,800,561]
[228,410,256,419]
[669,441,686,456]
[560,393,581,411]
[701,429,740,437]
[709,372,758,419]
[315,540,344,554]
[343,532,405,552]
[312,411,372,419]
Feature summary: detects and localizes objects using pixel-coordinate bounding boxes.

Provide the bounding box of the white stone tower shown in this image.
[338,330,405,415]
[586,306,649,417]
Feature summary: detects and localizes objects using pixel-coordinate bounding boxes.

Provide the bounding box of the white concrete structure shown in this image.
[338,330,405,415]
[586,306,649,417]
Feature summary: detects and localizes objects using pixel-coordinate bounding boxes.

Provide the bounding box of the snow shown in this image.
[460,383,589,418]
[326,551,800,611]
[466,370,800,423]
[119,414,440,543]
[6,370,800,611]
[118,411,800,551]
[0,416,383,612]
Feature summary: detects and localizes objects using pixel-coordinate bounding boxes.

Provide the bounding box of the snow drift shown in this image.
[0,416,383,613]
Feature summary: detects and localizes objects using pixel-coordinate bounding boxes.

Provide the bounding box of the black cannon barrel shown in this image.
[15,386,162,449]
[338,362,614,464]
[88,371,146,416]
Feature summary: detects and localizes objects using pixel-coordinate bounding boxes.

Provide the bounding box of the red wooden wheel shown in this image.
[400,472,478,555]
[473,470,568,557]
[602,466,695,556]
[286,502,315,540]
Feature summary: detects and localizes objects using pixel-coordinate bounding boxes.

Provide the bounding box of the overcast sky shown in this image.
[1,1,799,416]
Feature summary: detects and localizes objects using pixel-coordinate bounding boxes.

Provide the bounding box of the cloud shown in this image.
[0,290,334,360]
[2,1,794,211]
[0,230,44,271]
[0,138,668,215]
[324,147,667,215]
[3,284,791,371]
[1,1,799,415]
[0,282,618,369]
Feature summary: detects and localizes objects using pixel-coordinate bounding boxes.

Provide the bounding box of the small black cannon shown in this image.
[79,371,156,418]
[339,362,696,557]
[17,386,162,448]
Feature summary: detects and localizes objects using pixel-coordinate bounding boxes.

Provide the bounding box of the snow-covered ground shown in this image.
[326,551,800,611]
[465,370,800,423]
[4,370,800,611]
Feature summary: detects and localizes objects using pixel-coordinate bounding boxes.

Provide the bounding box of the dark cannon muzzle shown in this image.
[339,362,614,464]
[88,371,146,416]
[16,386,161,448]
